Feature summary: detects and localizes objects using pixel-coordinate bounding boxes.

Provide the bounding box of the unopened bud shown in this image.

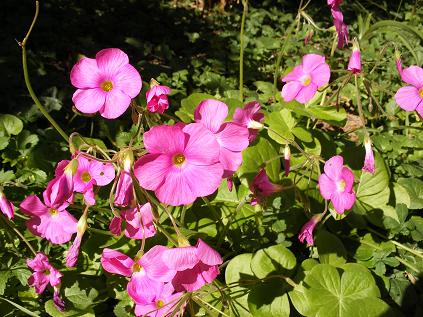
[284,145,291,176]
[149,78,160,87]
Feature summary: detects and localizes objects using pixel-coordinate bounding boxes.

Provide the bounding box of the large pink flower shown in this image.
[194,99,249,178]
[27,252,63,294]
[318,155,356,214]
[161,239,223,292]
[281,54,330,104]
[0,190,14,219]
[74,156,115,205]
[394,66,423,117]
[146,85,171,114]
[70,48,142,119]
[232,101,264,143]
[134,123,224,206]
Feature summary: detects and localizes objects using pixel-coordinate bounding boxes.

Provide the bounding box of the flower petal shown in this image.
[216,123,249,152]
[394,86,421,112]
[324,155,344,180]
[113,64,142,98]
[101,248,133,277]
[135,154,171,191]
[141,245,177,282]
[302,54,326,73]
[331,191,356,214]
[196,239,223,266]
[281,81,302,102]
[180,162,224,198]
[72,88,106,114]
[219,147,243,177]
[194,99,228,133]
[401,66,423,88]
[162,246,199,271]
[341,166,355,192]
[282,65,304,82]
[96,48,129,77]
[310,63,331,87]
[318,174,335,200]
[20,195,47,216]
[127,273,163,304]
[143,125,186,155]
[295,83,318,104]
[99,89,131,119]
[70,57,101,89]
[183,123,221,166]
[89,161,115,186]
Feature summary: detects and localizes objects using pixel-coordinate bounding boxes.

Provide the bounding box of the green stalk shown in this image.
[239,0,248,101]
[20,1,69,142]
[273,22,296,88]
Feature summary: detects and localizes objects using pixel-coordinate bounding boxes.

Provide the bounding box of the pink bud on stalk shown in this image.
[298,214,322,246]
[394,49,403,77]
[347,38,361,74]
[0,189,15,219]
[146,79,171,114]
[362,137,375,174]
[66,208,88,267]
[284,145,291,176]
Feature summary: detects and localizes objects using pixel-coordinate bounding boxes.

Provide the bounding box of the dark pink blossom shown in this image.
[250,169,282,205]
[146,84,171,114]
[109,216,123,236]
[121,203,156,240]
[232,101,264,142]
[328,1,348,48]
[318,155,356,214]
[298,214,322,246]
[70,48,142,119]
[27,253,63,294]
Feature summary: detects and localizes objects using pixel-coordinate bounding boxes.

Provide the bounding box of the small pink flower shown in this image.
[362,138,375,174]
[281,54,330,104]
[232,101,264,142]
[45,159,77,207]
[161,239,223,292]
[74,156,115,205]
[329,1,349,48]
[53,287,65,311]
[134,123,224,206]
[0,190,14,219]
[122,203,156,240]
[347,40,361,74]
[318,155,356,214]
[27,253,63,294]
[327,0,343,7]
[195,99,250,178]
[20,194,77,244]
[70,48,142,119]
[227,177,234,192]
[298,214,322,246]
[394,65,423,118]
[134,283,184,317]
[146,84,171,114]
[284,145,291,177]
[250,169,282,205]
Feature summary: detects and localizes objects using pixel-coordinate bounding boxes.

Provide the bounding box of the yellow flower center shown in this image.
[132,263,143,273]
[302,75,312,86]
[419,88,423,99]
[81,172,91,182]
[337,180,346,192]
[101,80,113,92]
[156,299,165,308]
[172,153,186,167]
[44,269,50,275]
[48,208,59,216]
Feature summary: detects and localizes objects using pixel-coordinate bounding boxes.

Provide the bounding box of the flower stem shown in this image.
[20,1,69,142]
[1,216,37,256]
[239,0,248,101]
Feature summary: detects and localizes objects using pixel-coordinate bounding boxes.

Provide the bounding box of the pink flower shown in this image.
[394,66,423,118]
[250,169,282,205]
[318,155,356,214]
[109,216,123,236]
[20,194,77,244]
[362,138,375,174]
[161,239,223,292]
[122,203,156,240]
[134,283,184,317]
[134,123,224,206]
[0,190,14,219]
[327,0,343,7]
[329,1,349,48]
[27,253,63,294]
[146,84,171,114]
[281,54,330,104]
[232,101,264,142]
[74,156,115,205]
[298,214,322,246]
[101,247,176,304]
[347,40,361,74]
[115,157,134,207]
[195,99,249,177]
[45,159,77,207]
[53,287,65,311]
[70,48,142,119]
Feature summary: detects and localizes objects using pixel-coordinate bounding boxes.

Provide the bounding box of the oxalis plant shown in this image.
[0,0,422,316]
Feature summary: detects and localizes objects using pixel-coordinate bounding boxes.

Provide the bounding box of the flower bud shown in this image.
[347,38,361,74]
[0,189,14,219]
[362,137,375,174]
[284,145,291,176]
[298,214,322,246]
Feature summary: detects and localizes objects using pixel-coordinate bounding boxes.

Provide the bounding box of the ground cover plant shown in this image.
[0,0,422,316]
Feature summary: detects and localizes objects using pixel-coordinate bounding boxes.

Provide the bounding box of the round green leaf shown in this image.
[0,114,23,136]
[250,244,296,279]
[248,280,290,317]
[315,231,347,266]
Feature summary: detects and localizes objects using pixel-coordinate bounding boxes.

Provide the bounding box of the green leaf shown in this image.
[0,296,40,317]
[176,93,214,122]
[238,137,281,182]
[265,109,295,145]
[282,101,347,125]
[315,231,347,266]
[0,170,15,183]
[0,114,23,136]
[65,281,99,310]
[0,136,9,150]
[0,271,11,295]
[250,244,296,279]
[248,280,290,317]
[303,264,382,317]
[397,178,423,210]
[45,300,95,317]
